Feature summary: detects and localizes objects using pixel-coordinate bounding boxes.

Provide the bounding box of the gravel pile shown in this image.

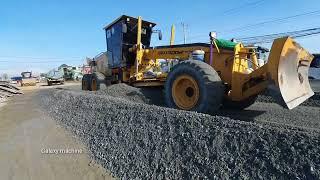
[91,83,320,108]
[39,88,320,179]
[94,83,165,106]
[0,82,22,103]
[0,97,6,103]
[256,91,320,107]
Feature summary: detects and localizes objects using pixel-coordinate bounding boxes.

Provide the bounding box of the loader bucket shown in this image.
[267,37,314,109]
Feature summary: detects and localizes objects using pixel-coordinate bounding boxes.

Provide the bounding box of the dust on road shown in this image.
[0,88,114,180]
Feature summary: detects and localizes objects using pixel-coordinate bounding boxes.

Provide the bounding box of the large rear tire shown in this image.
[164,60,225,114]
[82,74,91,90]
[90,72,107,91]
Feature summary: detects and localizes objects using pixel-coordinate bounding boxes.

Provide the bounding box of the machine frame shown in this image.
[83,15,314,111]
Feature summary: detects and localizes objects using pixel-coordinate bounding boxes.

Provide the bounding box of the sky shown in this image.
[1,0,320,76]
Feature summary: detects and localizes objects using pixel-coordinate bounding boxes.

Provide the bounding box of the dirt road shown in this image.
[0,86,114,180]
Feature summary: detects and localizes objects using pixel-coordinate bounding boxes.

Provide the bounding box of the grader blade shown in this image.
[268,37,314,109]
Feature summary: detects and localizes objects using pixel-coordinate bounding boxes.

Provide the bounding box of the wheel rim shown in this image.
[91,78,97,91]
[172,74,200,110]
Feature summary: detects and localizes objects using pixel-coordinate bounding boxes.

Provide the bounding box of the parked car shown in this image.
[309,54,320,79]
[46,69,64,86]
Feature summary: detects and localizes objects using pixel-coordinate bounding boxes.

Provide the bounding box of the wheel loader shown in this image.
[82,15,314,113]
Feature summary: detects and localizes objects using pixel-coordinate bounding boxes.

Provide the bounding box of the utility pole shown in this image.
[170,25,175,45]
[181,22,188,44]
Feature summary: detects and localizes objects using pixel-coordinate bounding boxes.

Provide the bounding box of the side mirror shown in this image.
[122,24,127,33]
[158,30,162,40]
[209,31,217,41]
[153,30,162,40]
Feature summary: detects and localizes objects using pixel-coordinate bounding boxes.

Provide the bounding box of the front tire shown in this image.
[164,60,225,114]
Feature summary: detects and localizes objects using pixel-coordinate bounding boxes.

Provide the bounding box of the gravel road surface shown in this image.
[38,83,320,179]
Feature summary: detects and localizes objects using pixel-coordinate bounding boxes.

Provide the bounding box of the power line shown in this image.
[0,59,84,63]
[181,9,320,43]
[236,27,320,44]
[0,56,83,60]
[166,1,268,45]
[222,0,266,15]
[176,27,320,46]
[238,27,320,40]
[0,55,85,63]
[223,9,320,33]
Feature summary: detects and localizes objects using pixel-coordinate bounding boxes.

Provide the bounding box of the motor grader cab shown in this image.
[83,15,314,113]
[104,15,155,69]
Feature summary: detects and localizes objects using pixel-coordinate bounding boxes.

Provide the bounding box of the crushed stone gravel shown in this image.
[62,83,320,108]
[93,83,165,106]
[38,88,320,179]
[256,90,320,107]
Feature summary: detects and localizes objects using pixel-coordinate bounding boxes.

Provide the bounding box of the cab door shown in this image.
[106,21,123,68]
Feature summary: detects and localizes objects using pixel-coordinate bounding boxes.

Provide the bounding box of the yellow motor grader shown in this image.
[82,15,314,113]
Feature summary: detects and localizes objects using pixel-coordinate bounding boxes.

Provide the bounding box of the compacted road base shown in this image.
[39,86,320,180]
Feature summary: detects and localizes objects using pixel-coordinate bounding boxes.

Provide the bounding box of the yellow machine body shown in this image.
[88,15,314,110]
[123,17,313,109]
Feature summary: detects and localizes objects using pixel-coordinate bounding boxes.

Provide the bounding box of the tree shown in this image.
[1,73,9,81]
